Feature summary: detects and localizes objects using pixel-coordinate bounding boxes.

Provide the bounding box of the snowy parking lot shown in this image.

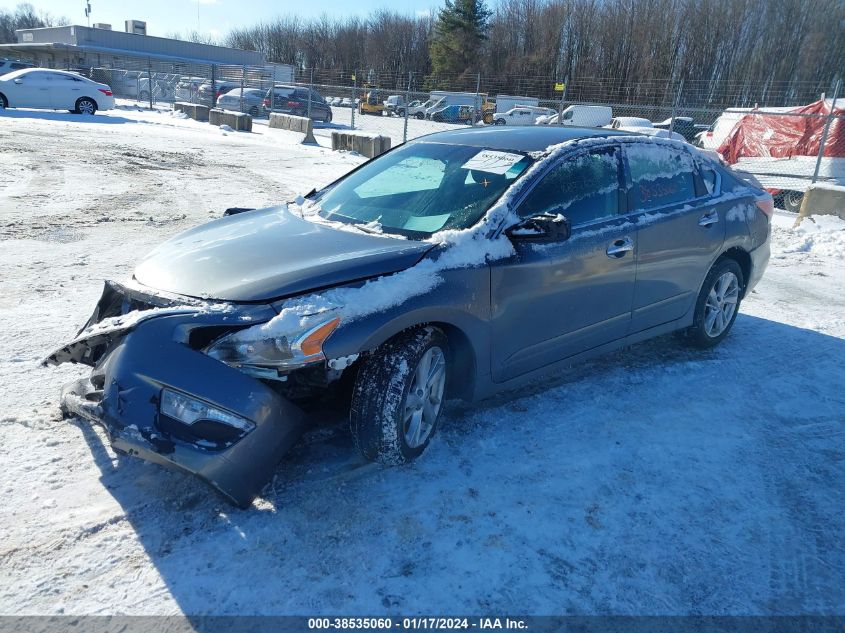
[1,104,844,616]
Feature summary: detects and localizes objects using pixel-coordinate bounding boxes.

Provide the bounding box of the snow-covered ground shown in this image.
[1,105,844,616]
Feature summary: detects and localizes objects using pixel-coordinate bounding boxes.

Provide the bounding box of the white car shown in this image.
[0,68,114,114]
[493,107,554,126]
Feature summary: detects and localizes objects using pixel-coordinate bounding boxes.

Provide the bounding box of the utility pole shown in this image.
[84,1,91,27]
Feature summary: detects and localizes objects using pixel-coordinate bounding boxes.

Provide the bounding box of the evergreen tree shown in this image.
[429,0,491,77]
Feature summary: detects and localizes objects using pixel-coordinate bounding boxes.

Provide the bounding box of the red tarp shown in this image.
[717,99,845,165]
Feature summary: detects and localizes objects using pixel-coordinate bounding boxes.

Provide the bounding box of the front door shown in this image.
[12,70,51,108]
[490,145,636,382]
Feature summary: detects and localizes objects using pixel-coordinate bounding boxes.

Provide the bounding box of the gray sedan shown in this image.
[47,127,772,507]
[215,88,266,117]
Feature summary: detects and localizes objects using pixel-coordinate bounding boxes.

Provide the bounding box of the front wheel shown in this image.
[415,112,424,120]
[75,97,97,115]
[494,118,505,126]
[682,258,744,348]
[0,93,7,109]
[350,328,449,465]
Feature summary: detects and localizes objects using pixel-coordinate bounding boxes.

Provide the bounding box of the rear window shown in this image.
[627,144,696,210]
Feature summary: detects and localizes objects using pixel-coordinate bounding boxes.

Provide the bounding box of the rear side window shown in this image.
[517,147,622,225]
[700,166,718,195]
[627,144,696,210]
[11,63,27,70]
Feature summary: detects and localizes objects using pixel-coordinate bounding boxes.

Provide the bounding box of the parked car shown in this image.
[175,76,205,102]
[654,116,701,143]
[610,116,653,129]
[263,85,332,122]
[197,81,240,106]
[0,59,34,76]
[494,107,555,126]
[0,68,114,114]
[384,95,406,116]
[216,88,266,117]
[340,97,353,107]
[331,97,342,107]
[47,126,772,507]
[403,99,433,119]
[429,103,477,124]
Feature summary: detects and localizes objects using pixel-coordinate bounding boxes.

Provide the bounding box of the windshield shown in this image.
[311,142,532,239]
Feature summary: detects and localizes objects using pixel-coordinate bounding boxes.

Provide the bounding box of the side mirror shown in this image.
[14,78,23,84]
[506,212,571,243]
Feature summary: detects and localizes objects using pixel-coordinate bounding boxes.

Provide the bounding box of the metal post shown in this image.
[403,71,411,143]
[670,78,684,135]
[147,57,153,110]
[271,65,277,114]
[351,73,357,130]
[812,79,841,184]
[211,65,217,109]
[473,73,481,126]
[558,75,569,126]
[307,67,313,120]
[240,64,245,114]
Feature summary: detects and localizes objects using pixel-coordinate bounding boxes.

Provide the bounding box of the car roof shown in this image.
[412,126,636,152]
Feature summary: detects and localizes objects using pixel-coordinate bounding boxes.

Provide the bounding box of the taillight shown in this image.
[98,89,113,96]
[755,194,774,219]
[286,101,298,108]
[263,98,270,107]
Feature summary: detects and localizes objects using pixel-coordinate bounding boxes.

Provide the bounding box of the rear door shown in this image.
[49,73,83,110]
[622,142,726,333]
[490,144,637,382]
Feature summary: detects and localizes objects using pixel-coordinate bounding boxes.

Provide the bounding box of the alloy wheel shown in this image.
[704,271,740,338]
[78,99,95,115]
[402,346,446,448]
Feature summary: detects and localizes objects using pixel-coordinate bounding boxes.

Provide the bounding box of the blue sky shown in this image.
[4,0,439,38]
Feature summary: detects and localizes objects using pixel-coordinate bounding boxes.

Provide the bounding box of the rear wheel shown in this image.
[0,93,7,109]
[682,258,744,348]
[248,106,259,117]
[782,190,803,214]
[75,97,97,115]
[324,109,332,123]
[494,118,505,126]
[139,90,150,102]
[415,112,424,120]
[350,328,449,465]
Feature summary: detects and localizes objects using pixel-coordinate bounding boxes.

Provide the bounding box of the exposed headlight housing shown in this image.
[160,388,255,433]
[204,315,340,372]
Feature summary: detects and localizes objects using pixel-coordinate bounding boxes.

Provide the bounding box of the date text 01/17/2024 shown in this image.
[307,617,528,630]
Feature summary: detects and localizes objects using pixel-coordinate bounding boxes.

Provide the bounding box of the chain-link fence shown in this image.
[16,53,845,208]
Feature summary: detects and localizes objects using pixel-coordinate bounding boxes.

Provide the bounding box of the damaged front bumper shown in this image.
[49,282,306,508]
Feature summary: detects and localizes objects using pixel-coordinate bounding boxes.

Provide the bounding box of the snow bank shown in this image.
[774,214,845,259]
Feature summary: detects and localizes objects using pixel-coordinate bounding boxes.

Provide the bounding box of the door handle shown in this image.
[699,210,719,227]
[606,236,634,258]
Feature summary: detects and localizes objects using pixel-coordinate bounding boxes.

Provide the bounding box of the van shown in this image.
[543,105,613,127]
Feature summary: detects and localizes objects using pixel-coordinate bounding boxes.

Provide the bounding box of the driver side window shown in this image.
[517,147,622,226]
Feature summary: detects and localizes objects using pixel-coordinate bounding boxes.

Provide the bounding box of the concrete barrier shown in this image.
[173,102,209,122]
[268,112,316,144]
[331,132,392,158]
[209,108,252,132]
[797,183,845,224]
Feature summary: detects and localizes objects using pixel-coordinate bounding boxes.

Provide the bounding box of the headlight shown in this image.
[204,315,340,371]
[160,388,254,433]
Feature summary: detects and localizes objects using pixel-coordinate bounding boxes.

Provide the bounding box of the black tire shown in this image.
[0,93,7,109]
[75,97,97,115]
[494,118,505,126]
[682,258,744,349]
[350,327,449,465]
[139,90,150,102]
[396,109,405,118]
[415,112,424,120]
[782,190,803,214]
[432,113,443,122]
[324,109,332,123]
[248,106,259,117]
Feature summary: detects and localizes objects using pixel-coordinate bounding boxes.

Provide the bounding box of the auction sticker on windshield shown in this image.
[461,150,525,174]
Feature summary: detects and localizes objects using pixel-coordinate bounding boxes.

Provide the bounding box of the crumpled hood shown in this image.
[133,206,434,302]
